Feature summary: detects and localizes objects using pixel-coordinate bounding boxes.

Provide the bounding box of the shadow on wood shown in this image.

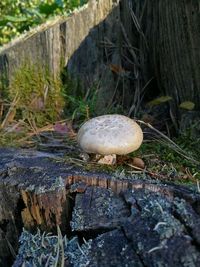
[0,148,200,266]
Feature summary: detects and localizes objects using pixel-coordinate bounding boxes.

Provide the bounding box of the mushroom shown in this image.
[77,114,143,165]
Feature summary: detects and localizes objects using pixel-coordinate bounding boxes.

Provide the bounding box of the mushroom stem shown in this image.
[97,154,117,165]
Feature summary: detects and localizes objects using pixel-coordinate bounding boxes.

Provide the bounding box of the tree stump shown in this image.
[0,148,200,266]
[144,0,200,111]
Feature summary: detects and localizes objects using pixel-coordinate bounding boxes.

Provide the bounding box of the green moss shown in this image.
[0,131,26,147]
[9,62,64,126]
[132,134,200,183]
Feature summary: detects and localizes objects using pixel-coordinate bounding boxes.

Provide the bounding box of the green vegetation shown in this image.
[0,1,199,186]
[0,0,87,45]
[0,65,99,147]
[0,62,64,147]
[0,62,199,185]
[9,62,64,125]
[0,61,199,186]
[62,74,98,124]
[133,132,200,183]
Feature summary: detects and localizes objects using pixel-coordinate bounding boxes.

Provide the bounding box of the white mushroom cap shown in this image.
[77,114,143,155]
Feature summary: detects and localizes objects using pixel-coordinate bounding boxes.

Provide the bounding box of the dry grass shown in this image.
[137,120,200,165]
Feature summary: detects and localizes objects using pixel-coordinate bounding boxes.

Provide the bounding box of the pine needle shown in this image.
[136,120,200,165]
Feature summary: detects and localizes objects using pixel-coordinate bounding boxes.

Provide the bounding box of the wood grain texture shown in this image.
[146,0,200,109]
[0,0,119,81]
[0,147,200,266]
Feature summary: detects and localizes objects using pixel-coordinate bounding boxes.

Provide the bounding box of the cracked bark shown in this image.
[0,148,200,266]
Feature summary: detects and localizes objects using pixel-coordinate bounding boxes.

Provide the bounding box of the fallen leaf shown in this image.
[179,101,195,110]
[147,96,172,107]
[110,64,125,74]
[141,114,154,124]
[54,122,69,134]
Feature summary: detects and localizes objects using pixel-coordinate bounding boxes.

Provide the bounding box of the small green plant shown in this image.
[62,72,98,124]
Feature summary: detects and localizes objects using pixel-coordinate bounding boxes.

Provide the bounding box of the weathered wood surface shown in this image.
[143,0,200,110]
[13,183,200,266]
[0,0,146,114]
[70,186,200,266]
[0,0,124,112]
[0,147,200,266]
[0,0,119,78]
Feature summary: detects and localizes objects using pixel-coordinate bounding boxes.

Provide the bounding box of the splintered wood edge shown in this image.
[19,172,200,230]
[20,186,68,230]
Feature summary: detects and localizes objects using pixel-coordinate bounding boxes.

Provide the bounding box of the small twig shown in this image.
[107,76,120,110]
[120,22,140,67]
[197,180,200,193]
[126,163,169,180]
[57,225,65,267]
[141,77,154,94]
[139,0,147,22]
[0,94,19,129]
[129,4,148,49]
[17,119,72,143]
[148,245,163,254]
[153,222,167,231]
[0,100,4,120]
[5,235,16,259]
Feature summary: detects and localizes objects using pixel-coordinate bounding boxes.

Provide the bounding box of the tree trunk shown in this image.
[145,0,200,112]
